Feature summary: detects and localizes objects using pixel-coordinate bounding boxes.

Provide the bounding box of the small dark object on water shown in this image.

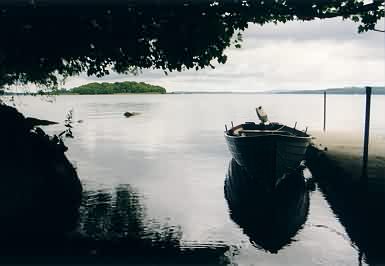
[324,147,328,151]
[77,120,84,123]
[124,112,139,118]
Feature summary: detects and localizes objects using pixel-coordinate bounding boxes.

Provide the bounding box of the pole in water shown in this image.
[231,121,234,128]
[294,121,297,129]
[362,86,372,179]
[323,90,327,132]
[225,124,228,132]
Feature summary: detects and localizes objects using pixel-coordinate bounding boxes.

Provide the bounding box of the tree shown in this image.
[0,0,383,88]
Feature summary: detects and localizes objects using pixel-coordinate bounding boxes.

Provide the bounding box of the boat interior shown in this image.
[227,122,310,138]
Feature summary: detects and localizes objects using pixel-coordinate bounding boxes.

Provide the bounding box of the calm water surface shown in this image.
[15,94,385,265]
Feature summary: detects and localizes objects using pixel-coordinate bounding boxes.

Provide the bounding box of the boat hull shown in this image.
[225,133,310,187]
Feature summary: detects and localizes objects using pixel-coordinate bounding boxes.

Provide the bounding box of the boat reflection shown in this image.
[224,158,309,253]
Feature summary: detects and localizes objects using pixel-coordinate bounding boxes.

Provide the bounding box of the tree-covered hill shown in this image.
[53,81,166,95]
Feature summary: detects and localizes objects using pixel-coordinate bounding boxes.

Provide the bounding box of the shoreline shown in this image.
[2,92,385,96]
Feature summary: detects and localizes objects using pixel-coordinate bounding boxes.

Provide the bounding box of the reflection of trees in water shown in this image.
[76,185,230,264]
[0,182,232,264]
[79,185,179,246]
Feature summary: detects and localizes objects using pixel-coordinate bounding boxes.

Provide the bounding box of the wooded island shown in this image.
[49,81,166,95]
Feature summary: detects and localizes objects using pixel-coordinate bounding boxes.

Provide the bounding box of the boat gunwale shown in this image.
[224,123,311,140]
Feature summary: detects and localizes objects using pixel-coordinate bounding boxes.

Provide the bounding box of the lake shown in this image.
[10,94,385,265]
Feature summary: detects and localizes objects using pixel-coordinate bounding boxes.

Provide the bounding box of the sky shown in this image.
[62,17,384,92]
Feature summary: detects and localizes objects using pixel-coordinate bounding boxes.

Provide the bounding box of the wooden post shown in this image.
[323,90,326,132]
[362,86,372,178]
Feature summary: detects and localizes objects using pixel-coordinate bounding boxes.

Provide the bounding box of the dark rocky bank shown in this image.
[0,104,82,245]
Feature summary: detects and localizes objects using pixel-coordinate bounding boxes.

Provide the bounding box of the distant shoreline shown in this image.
[2,86,384,96]
[2,92,385,96]
[170,87,385,95]
[53,92,165,95]
[0,92,166,96]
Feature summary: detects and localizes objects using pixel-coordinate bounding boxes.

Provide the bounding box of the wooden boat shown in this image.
[224,159,309,253]
[224,107,311,187]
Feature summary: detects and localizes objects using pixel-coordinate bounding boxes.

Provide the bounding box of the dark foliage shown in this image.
[0,0,383,87]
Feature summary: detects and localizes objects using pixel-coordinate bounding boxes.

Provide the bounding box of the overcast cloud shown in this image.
[63,18,384,92]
